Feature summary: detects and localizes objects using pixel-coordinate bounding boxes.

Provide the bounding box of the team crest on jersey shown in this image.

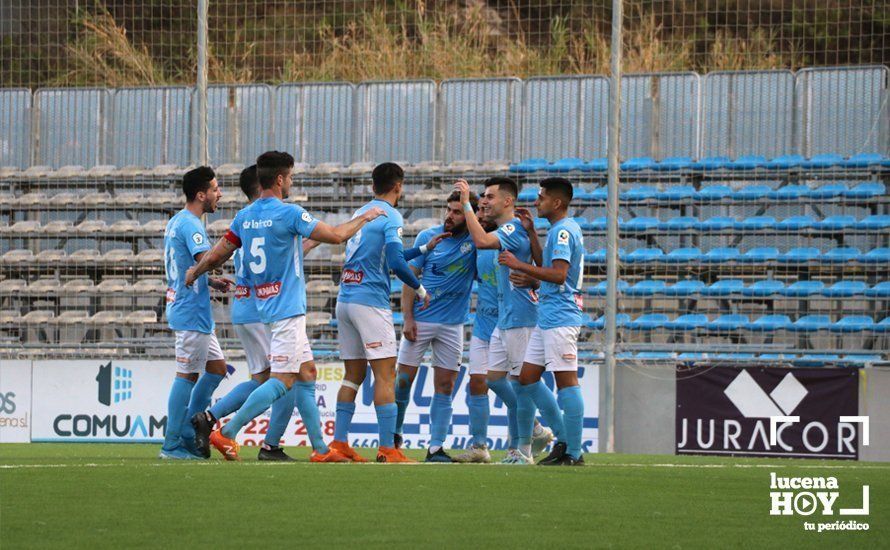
[255,281,282,299]
[167,228,175,238]
[342,269,364,284]
[500,223,515,236]
[192,232,204,245]
[557,229,570,245]
[301,212,313,223]
[397,227,403,238]
[460,242,473,254]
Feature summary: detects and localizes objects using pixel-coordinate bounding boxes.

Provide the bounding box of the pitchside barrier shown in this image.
[0,359,599,451]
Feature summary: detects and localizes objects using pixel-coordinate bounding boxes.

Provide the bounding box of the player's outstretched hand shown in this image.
[417,292,431,311]
[515,207,535,232]
[453,179,470,205]
[425,232,452,252]
[509,270,539,289]
[362,206,387,222]
[184,267,198,288]
[498,250,521,270]
[402,318,418,342]
[209,277,234,292]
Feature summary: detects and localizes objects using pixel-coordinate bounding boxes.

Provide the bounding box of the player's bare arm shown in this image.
[309,206,386,244]
[400,265,424,341]
[302,239,321,255]
[515,207,543,266]
[499,252,569,285]
[185,238,238,287]
[453,180,500,249]
[509,270,541,289]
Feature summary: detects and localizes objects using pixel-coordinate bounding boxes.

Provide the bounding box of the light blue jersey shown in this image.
[538,217,585,329]
[472,248,499,341]
[165,209,213,333]
[231,247,260,325]
[409,225,476,324]
[338,199,403,310]
[495,218,538,330]
[228,197,318,324]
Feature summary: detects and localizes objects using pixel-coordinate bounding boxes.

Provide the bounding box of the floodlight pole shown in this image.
[196,0,209,166]
[601,0,623,454]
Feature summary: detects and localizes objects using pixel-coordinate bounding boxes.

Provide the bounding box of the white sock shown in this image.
[532,422,544,437]
[519,444,532,457]
[429,445,441,454]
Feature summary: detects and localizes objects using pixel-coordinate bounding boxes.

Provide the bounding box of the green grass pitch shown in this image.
[1,444,887,548]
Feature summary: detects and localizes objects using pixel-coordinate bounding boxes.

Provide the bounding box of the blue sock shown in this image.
[334,401,355,443]
[221,378,287,439]
[181,372,224,442]
[163,377,195,451]
[394,372,412,435]
[558,386,585,459]
[208,379,261,420]
[529,381,565,442]
[294,381,328,453]
[467,394,490,447]
[488,377,518,448]
[514,383,537,447]
[376,403,398,448]
[265,385,297,448]
[429,393,453,449]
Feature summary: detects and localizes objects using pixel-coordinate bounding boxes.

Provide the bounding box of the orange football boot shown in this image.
[376,446,416,463]
[328,440,368,463]
[209,429,241,461]
[310,448,351,463]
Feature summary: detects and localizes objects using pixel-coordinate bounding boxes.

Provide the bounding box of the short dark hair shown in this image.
[256,151,295,189]
[483,176,519,200]
[239,164,259,200]
[540,177,573,204]
[182,166,216,201]
[447,190,478,212]
[372,162,404,195]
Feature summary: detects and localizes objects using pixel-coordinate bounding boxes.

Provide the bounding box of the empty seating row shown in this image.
[0,278,165,295]
[0,219,168,235]
[585,247,890,264]
[612,351,884,366]
[510,153,890,173]
[0,309,158,325]
[1,249,164,264]
[587,279,890,298]
[533,214,890,232]
[610,313,890,332]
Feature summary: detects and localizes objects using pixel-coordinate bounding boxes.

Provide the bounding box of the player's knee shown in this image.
[518,370,538,386]
[434,378,455,395]
[468,376,488,395]
[298,361,317,381]
[205,360,227,376]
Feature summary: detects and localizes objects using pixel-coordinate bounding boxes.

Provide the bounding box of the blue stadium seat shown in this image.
[664,280,705,296]
[803,153,844,169]
[581,158,608,172]
[731,184,772,201]
[707,314,749,331]
[875,317,890,333]
[856,215,890,230]
[625,248,664,263]
[745,315,791,331]
[796,354,840,367]
[620,186,658,201]
[625,280,667,297]
[776,215,816,230]
[585,217,610,231]
[823,247,861,263]
[841,153,886,168]
[692,156,730,171]
[765,154,805,170]
[702,247,740,263]
[813,215,856,231]
[860,248,890,263]
[574,216,598,230]
[626,313,670,330]
[621,157,656,171]
[586,280,629,296]
[865,282,890,298]
[518,188,538,201]
[393,313,405,326]
[839,354,884,366]
[572,188,596,201]
[727,155,767,170]
[588,186,608,201]
[655,185,696,201]
[664,314,709,331]
[654,157,693,171]
[829,316,874,333]
[697,185,733,201]
[808,182,847,199]
[844,182,885,199]
[822,281,868,298]
[678,352,707,361]
[701,279,744,296]
[789,315,831,332]
[585,248,626,264]
[660,216,698,231]
[739,247,779,263]
[390,279,401,294]
[587,314,630,330]
[768,184,810,200]
[741,280,785,297]
[546,157,585,172]
[698,216,735,231]
[664,248,702,263]
[622,217,660,232]
[778,247,821,263]
[509,158,549,173]
[735,216,776,231]
[634,352,676,360]
[780,280,824,297]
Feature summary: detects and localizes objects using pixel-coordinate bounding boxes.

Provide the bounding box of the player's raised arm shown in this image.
[309,206,387,244]
[185,235,239,287]
[454,180,500,249]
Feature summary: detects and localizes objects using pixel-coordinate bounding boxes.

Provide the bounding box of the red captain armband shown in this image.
[223,230,241,247]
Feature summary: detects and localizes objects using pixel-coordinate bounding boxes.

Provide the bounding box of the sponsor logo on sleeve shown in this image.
[192,232,204,245]
[301,212,313,223]
[342,269,364,284]
[397,227,403,238]
[500,223,515,236]
[255,281,282,299]
[557,229,570,245]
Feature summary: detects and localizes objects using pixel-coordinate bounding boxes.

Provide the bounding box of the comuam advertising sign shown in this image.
[27,360,599,452]
[0,360,33,443]
[676,366,859,459]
